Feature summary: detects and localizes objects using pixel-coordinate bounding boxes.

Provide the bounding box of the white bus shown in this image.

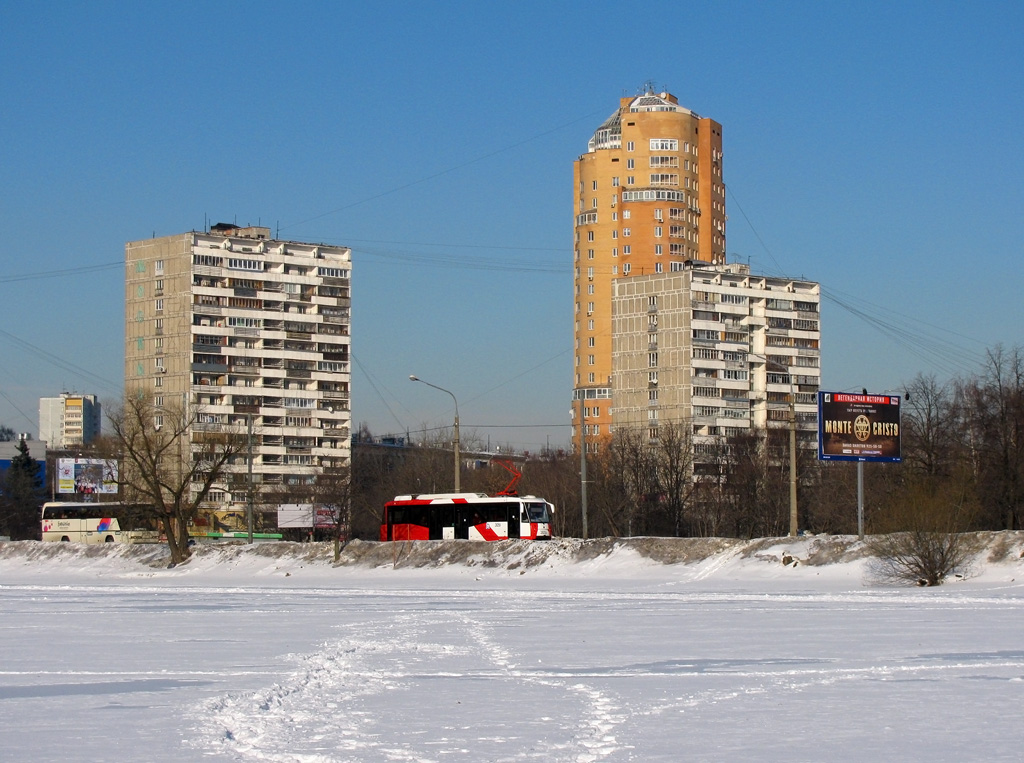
[40,502,161,544]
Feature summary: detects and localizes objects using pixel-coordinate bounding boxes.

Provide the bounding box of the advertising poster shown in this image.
[817,392,901,462]
[58,458,119,494]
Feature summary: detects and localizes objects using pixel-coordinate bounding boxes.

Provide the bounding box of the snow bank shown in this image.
[2,531,1023,587]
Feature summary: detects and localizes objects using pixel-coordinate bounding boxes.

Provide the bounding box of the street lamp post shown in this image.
[409,375,460,493]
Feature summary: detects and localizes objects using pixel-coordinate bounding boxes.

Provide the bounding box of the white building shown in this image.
[611,261,820,463]
[125,224,351,523]
[39,393,102,449]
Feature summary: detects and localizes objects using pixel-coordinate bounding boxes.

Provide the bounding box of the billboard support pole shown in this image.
[857,461,864,540]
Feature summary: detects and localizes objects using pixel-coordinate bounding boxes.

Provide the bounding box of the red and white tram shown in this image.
[381,493,554,541]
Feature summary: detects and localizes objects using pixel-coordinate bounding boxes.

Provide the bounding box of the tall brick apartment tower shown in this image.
[573,89,725,451]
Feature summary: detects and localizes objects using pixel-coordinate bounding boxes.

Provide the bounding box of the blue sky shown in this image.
[1,1,1021,452]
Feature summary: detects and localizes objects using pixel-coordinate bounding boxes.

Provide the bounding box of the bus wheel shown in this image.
[60,536,70,542]
[104,536,115,543]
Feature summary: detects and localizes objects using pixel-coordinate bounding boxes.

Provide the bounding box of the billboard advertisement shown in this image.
[58,458,119,494]
[817,392,901,463]
[277,503,341,529]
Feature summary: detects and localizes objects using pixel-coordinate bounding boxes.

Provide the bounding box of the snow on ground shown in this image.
[1,535,1024,762]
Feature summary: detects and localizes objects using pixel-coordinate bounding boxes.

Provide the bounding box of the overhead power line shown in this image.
[279,109,606,233]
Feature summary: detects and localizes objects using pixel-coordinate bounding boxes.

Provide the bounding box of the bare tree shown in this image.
[107,392,246,564]
[867,476,979,586]
[651,420,696,536]
[958,346,1024,530]
[606,426,659,536]
[902,373,960,478]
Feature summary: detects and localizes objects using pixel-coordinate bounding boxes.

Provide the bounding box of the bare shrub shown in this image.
[867,478,978,586]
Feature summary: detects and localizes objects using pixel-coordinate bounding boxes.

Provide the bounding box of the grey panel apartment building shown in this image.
[611,261,820,464]
[125,223,351,518]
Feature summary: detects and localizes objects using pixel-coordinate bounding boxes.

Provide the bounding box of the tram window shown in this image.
[524,503,550,522]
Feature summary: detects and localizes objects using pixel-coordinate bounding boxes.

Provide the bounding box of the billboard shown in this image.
[58,458,119,494]
[817,392,901,463]
[277,503,340,529]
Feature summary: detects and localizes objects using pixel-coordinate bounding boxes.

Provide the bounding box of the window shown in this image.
[622,189,686,202]
[648,352,658,367]
[627,159,635,169]
[612,176,619,187]
[587,336,595,347]
[155,298,164,312]
[655,226,662,237]
[587,231,594,242]
[650,138,678,151]
[623,245,631,255]
[317,267,349,279]
[655,263,663,273]
[627,141,634,151]
[587,355,595,365]
[228,258,264,271]
[650,174,679,186]
[154,259,165,275]
[655,244,662,255]
[227,316,262,328]
[626,176,635,185]
[623,263,631,274]
[623,227,631,237]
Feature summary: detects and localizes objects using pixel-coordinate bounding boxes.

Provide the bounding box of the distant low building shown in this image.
[39,394,102,450]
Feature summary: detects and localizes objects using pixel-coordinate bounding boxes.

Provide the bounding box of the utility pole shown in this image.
[246,413,254,543]
[578,396,589,539]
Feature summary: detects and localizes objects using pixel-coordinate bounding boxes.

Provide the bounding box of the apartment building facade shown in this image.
[125,224,351,521]
[611,262,821,466]
[39,393,102,449]
[573,89,726,449]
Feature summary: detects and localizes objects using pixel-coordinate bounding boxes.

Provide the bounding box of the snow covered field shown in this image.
[2,536,1023,762]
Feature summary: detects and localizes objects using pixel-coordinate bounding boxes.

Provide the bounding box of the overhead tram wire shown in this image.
[0,327,121,394]
[0,387,38,432]
[726,183,987,380]
[0,260,122,284]
[278,109,607,234]
[351,353,410,434]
